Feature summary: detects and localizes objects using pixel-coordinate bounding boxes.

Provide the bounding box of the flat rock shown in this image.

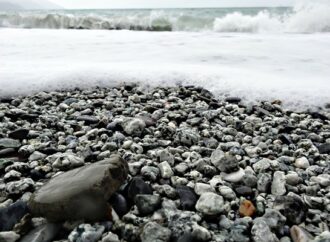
[0,139,21,149]
[28,155,128,222]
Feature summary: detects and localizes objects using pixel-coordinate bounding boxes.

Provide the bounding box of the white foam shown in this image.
[213,1,330,33]
[0,28,329,109]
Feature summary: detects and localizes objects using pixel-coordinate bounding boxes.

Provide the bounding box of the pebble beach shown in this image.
[0,85,329,242]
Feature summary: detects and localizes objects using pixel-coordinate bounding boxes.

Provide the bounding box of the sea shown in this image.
[0,1,330,109]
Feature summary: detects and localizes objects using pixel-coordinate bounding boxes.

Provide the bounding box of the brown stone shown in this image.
[239,200,256,217]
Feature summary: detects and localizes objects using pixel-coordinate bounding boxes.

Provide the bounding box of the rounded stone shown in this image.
[28,155,128,222]
[294,157,310,169]
[195,192,224,216]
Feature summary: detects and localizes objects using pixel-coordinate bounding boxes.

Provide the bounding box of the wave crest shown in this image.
[0,1,330,33]
[214,1,330,33]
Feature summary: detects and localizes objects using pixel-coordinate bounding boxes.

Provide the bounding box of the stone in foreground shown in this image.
[28,155,128,222]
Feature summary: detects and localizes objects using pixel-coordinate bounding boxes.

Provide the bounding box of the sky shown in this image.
[50,0,295,9]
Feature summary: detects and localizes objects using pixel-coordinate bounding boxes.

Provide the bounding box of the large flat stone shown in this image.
[28,155,128,222]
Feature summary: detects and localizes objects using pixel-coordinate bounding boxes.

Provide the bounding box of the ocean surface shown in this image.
[0,1,330,109]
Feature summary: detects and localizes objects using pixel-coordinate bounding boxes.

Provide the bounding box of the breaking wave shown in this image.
[0,1,329,33]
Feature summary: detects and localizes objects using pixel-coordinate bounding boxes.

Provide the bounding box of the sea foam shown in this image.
[0,28,329,110]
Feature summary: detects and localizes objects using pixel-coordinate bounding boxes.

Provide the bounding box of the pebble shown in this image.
[262,209,286,230]
[158,161,174,179]
[219,186,236,200]
[6,178,35,195]
[126,177,153,203]
[191,223,212,241]
[69,224,105,242]
[253,158,271,173]
[290,225,313,242]
[310,174,330,187]
[49,153,84,170]
[0,200,28,231]
[195,192,224,216]
[239,200,256,217]
[252,219,279,242]
[176,186,198,211]
[101,232,120,242]
[0,138,21,149]
[109,193,128,217]
[140,222,171,242]
[122,118,146,136]
[211,150,239,173]
[294,157,310,169]
[222,168,245,183]
[194,183,215,195]
[258,173,272,193]
[271,171,287,196]
[273,195,307,225]
[8,129,29,140]
[135,194,161,216]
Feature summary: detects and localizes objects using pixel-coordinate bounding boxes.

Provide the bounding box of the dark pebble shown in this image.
[8,129,30,140]
[0,148,17,158]
[176,186,198,211]
[225,97,241,104]
[235,186,254,196]
[109,193,128,217]
[317,143,330,154]
[125,177,153,204]
[0,200,29,231]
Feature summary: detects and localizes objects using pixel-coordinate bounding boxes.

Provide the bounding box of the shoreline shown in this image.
[0,85,330,242]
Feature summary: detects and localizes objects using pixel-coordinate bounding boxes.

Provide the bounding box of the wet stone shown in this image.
[28,155,128,222]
